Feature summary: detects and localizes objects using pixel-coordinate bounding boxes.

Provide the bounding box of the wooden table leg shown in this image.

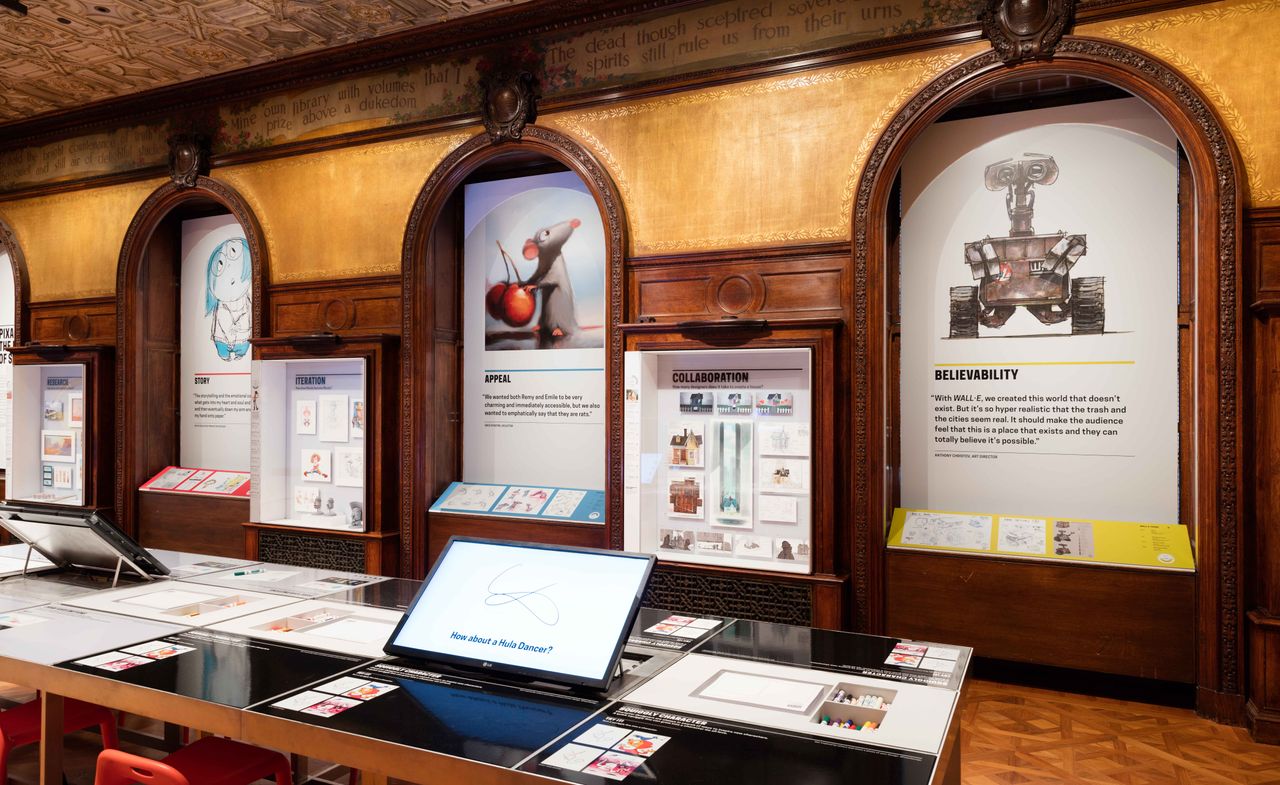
[40,692,64,785]
[362,771,388,785]
[291,753,308,785]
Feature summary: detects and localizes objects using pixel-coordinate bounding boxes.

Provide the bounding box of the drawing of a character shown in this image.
[303,453,329,481]
[205,237,252,361]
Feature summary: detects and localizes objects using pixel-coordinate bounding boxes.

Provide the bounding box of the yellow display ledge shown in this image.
[886,507,1194,572]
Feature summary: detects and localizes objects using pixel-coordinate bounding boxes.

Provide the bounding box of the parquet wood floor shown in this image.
[960,680,1280,785]
[5,680,1280,784]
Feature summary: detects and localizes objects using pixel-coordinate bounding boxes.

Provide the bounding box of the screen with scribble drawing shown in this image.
[385,537,655,690]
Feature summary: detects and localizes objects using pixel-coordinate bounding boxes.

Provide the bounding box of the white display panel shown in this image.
[181,562,387,599]
[63,581,300,626]
[0,542,54,578]
[625,348,813,574]
[252,357,367,531]
[180,215,253,470]
[0,249,13,472]
[624,653,955,755]
[461,171,607,491]
[7,363,85,506]
[899,99,1179,525]
[387,540,651,685]
[148,549,259,579]
[210,599,403,658]
[0,574,112,606]
[0,604,188,665]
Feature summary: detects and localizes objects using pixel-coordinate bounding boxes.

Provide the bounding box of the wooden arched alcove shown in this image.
[0,211,29,508]
[115,176,268,553]
[0,210,30,347]
[399,127,627,578]
[851,39,1245,720]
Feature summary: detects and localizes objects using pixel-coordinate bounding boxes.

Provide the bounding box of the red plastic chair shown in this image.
[96,737,291,785]
[1,697,118,784]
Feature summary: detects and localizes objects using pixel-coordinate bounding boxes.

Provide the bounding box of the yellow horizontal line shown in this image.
[934,361,1135,367]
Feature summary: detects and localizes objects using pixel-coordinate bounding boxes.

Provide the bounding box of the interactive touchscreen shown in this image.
[385,538,655,690]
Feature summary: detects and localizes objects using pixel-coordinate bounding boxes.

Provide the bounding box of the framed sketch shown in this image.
[334,447,364,488]
[68,393,84,428]
[40,430,77,463]
[318,394,349,442]
[296,399,317,435]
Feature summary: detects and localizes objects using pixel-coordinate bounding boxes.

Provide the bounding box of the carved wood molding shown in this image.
[850,37,1244,702]
[980,0,1077,64]
[481,71,539,144]
[399,126,627,577]
[113,175,269,536]
[167,134,211,188]
[0,210,29,346]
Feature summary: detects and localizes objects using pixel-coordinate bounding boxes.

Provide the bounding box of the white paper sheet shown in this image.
[695,670,826,713]
[120,589,220,610]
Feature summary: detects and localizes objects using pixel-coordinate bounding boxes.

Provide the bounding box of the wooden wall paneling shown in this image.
[887,550,1196,681]
[400,129,627,579]
[115,176,267,543]
[628,247,850,323]
[267,276,402,337]
[27,298,116,346]
[1247,206,1280,742]
[138,493,248,559]
[850,41,1247,721]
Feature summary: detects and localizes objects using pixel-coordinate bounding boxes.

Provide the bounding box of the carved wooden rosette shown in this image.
[980,0,1076,64]
[480,71,538,144]
[167,134,211,188]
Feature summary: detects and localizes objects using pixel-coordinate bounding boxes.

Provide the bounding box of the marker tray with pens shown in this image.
[811,682,897,733]
[255,607,355,634]
[163,595,250,618]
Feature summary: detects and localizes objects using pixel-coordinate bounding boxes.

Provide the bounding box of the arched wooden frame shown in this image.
[114,177,268,536]
[0,211,30,347]
[852,39,1245,718]
[400,127,627,578]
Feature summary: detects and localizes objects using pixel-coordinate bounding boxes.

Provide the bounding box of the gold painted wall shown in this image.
[0,178,164,301]
[2,0,1278,300]
[216,133,470,283]
[1087,0,1280,205]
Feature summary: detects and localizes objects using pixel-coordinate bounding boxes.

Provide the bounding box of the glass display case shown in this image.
[625,347,814,574]
[252,356,368,532]
[8,362,86,506]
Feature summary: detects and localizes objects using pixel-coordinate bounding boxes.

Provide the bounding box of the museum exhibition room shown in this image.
[0,0,1278,783]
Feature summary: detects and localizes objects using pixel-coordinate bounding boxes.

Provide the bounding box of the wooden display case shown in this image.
[243,333,399,575]
[619,317,847,629]
[6,344,114,513]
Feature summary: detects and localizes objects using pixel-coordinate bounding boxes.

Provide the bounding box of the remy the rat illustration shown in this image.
[521,218,581,348]
[206,237,252,361]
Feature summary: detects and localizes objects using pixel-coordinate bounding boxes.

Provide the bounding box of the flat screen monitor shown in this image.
[385,537,655,690]
[0,503,169,578]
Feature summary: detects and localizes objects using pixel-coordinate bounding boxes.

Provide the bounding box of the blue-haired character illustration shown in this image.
[205,238,252,361]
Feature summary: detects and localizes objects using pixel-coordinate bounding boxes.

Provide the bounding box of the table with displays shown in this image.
[0,548,967,785]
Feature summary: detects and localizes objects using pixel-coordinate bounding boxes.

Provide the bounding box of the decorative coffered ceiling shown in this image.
[0,0,531,123]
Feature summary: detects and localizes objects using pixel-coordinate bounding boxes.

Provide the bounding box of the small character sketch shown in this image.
[205,237,252,361]
[303,452,329,481]
[521,218,581,347]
